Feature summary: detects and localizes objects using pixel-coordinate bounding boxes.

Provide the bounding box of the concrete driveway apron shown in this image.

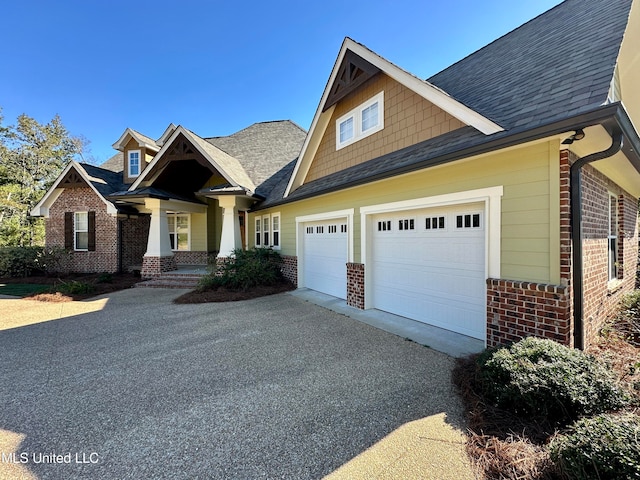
[0,288,476,479]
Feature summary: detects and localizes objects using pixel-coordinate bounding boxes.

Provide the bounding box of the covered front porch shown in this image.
[108,125,262,278]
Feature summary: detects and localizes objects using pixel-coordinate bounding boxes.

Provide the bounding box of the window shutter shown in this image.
[88,211,96,251]
[64,212,73,250]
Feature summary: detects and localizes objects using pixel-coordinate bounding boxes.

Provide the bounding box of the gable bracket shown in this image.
[324,50,380,111]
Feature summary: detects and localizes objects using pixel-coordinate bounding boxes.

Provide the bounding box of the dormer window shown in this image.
[128,150,141,177]
[336,91,384,150]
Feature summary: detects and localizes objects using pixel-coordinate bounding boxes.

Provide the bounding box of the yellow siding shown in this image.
[305,73,465,182]
[190,212,207,251]
[252,141,560,284]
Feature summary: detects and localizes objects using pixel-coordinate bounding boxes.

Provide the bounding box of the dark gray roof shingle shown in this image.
[206,120,306,188]
[99,153,124,173]
[427,0,630,131]
[272,0,633,206]
[80,163,127,198]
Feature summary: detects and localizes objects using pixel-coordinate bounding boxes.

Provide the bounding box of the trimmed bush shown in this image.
[198,248,285,292]
[54,280,94,295]
[0,247,41,277]
[478,337,629,424]
[549,413,640,479]
[614,290,640,346]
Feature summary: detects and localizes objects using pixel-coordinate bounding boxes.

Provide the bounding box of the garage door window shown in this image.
[456,213,482,229]
[425,216,446,230]
[398,218,415,231]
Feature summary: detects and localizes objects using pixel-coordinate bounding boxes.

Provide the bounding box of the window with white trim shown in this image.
[426,216,446,230]
[608,193,619,281]
[263,215,270,247]
[128,150,141,177]
[74,212,88,250]
[272,214,280,249]
[255,218,261,246]
[255,212,281,249]
[336,91,384,150]
[167,213,189,251]
[456,213,482,229]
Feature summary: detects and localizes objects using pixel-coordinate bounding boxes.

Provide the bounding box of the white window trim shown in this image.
[336,91,384,150]
[255,212,281,250]
[74,211,88,251]
[167,212,190,251]
[255,217,262,247]
[608,192,619,283]
[128,150,141,178]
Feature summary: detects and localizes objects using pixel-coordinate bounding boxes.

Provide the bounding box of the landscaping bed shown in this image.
[455,330,640,479]
[0,272,142,301]
[174,279,295,303]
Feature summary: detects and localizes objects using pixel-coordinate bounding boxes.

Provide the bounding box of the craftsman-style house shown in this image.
[33,0,640,349]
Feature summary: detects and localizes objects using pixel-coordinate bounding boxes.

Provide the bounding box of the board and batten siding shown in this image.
[190,212,208,251]
[250,140,561,285]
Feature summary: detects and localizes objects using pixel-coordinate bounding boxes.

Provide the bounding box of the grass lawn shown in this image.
[0,283,51,297]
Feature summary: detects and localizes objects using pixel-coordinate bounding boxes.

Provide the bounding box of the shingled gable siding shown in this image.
[304,72,465,183]
[46,187,119,273]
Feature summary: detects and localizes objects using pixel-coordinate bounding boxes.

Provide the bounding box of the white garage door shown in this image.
[303,219,348,299]
[371,203,486,339]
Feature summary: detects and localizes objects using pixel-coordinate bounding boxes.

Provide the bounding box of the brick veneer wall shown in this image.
[120,215,150,271]
[487,279,571,347]
[580,163,638,346]
[173,251,208,265]
[346,263,365,309]
[141,255,177,278]
[45,187,119,273]
[280,255,298,286]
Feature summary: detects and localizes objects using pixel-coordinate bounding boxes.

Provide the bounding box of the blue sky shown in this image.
[2,0,562,164]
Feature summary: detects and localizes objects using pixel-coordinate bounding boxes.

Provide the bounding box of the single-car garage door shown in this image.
[371,203,486,339]
[303,219,348,299]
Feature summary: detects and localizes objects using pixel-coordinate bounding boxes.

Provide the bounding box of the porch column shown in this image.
[218,196,242,258]
[141,198,176,277]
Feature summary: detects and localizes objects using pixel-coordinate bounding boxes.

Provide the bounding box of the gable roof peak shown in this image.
[112,127,160,152]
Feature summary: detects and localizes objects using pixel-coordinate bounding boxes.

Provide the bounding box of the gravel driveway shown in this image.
[0,289,475,479]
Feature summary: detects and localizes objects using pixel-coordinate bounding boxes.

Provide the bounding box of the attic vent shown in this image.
[324,50,380,111]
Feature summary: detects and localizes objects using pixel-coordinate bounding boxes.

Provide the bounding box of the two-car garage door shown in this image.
[370,203,486,340]
[300,202,486,340]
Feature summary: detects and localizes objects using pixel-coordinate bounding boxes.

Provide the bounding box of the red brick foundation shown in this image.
[280,255,298,286]
[487,279,571,347]
[346,263,365,309]
[173,251,208,265]
[141,255,177,278]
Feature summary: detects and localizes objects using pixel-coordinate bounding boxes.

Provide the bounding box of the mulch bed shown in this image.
[0,273,142,302]
[453,334,640,480]
[173,280,296,304]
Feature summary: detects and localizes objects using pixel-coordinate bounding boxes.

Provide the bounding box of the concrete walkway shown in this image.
[0,289,478,479]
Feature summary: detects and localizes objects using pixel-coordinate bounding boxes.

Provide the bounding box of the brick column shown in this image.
[346,263,365,309]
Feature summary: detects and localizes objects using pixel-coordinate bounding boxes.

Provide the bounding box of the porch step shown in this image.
[136,273,205,289]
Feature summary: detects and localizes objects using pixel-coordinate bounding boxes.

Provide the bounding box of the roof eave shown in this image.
[262,103,640,210]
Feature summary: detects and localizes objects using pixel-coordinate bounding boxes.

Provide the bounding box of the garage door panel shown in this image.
[371,204,486,340]
[303,219,348,299]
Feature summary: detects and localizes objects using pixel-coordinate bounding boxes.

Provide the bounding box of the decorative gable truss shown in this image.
[284,37,504,197]
[31,161,118,218]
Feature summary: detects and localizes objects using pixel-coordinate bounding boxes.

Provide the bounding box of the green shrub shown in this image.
[0,246,41,277]
[614,290,640,346]
[54,280,95,295]
[34,247,69,275]
[97,272,113,283]
[549,413,640,479]
[478,337,629,424]
[198,248,284,292]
